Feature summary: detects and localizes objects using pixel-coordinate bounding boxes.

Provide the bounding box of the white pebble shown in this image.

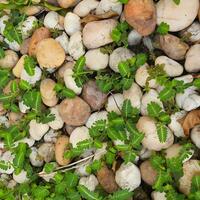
[155,56,183,77]
[86,111,108,128]
[115,162,141,191]
[79,175,99,191]
[185,44,200,72]
[68,31,85,60]
[44,11,63,30]
[48,106,64,130]
[55,32,69,53]
[29,147,44,167]
[109,47,134,72]
[13,170,29,184]
[64,12,81,36]
[70,126,91,148]
[21,16,38,39]
[106,93,124,114]
[74,0,99,17]
[85,48,109,70]
[29,119,49,141]
[128,30,142,46]
[96,0,122,15]
[64,68,82,94]
[21,66,42,85]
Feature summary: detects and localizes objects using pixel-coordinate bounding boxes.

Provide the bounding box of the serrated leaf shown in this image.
[65,172,79,188]
[0,47,5,59]
[108,190,133,200]
[159,87,176,101]
[77,185,102,200]
[0,160,10,171]
[43,163,55,174]
[147,102,162,118]
[156,123,167,143]
[24,56,36,76]
[118,61,130,77]
[191,175,200,193]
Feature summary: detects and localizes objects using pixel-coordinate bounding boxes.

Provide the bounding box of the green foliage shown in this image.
[117,0,128,4]
[111,22,130,47]
[64,172,79,188]
[122,99,140,118]
[54,83,76,99]
[156,22,170,35]
[86,160,102,174]
[108,190,133,200]
[156,122,168,143]
[77,185,103,200]
[22,90,41,113]
[173,0,180,5]
[0,160,12,171]
[24,56,36,76]
[0,69,10,89]
[43,163,56,174]
[38,109,55,124]
[96,54,147,93]
[0,47,5,59]
[193,78,200,89]
[100,43,116,54]
[13,142,27,174]
[147,101,171,142]
[73,56,93,87]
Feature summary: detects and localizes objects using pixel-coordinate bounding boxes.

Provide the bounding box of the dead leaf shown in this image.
[81,11,118,24]
[179,109,200,136]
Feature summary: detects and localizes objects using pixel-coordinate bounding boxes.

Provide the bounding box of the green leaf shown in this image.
[123,151,137,164]
[111,28,121,43]
[10,80,18,93]
[24,56,36,76]
[43,163,55,174]
[0,94,14,102]
[156,22,170,35]
[159,112,171,124]
[65,172,79,188]
[105,151,116,165]
[135,53,147,67]
[130,130,144,148]
[44,2,63,11]
[13,143,27,174]
[3,22,22,44]
[191,175,200,193]
[0,47,5,59]
[31,186,50,199]
[166,157,183,179]
[159,87,176,101]
[0,160,11,171]
[19,80,32,90]
[23,90,41,113]
[61,88,76,98]
[77,185,102,200]
[108,190,133,200]
[150,154,165,171]
[39,110,55,124]
[117,0,128,4]
[67,189,81,200]
[122,99,133,118]
[74,56,86,74]
[193,78,200,89]
[121,78,133,90]
[173,0,180,5]
[0,69,10,89]
[153,170,172,191]
[118,61,130,77]
[147,102,162,118]
[156,123,168,143]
